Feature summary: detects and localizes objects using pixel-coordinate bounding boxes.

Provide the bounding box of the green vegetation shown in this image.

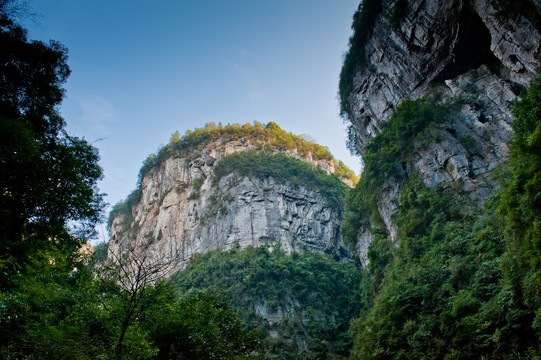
[0,7,262,359]
[213,151,351,209]
[6,1,541,358]
[345,78,541,358]
[362,98,446,183]
[342,98,447,247]
[199,192,231,224]
[138,121,335,184]
[349,180,508,359]
[171,246,362,360]
[147,290,262,359]
[0,8,105,289]
[335,160,360,184]
[460,134,478,156]
[339,0,383,116]
[498,75,541,347]
[187,190,200,200]
[1,259,262,359]
[187,177,205,200]
[339,0,383,154]
[107,187,142,230]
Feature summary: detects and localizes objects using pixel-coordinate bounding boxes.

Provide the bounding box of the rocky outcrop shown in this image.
[342,0,541,259]
[420,67,515,192]
[346,0,540,151]
[108,139,352,273]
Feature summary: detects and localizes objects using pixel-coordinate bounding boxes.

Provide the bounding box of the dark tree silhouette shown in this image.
[0,5,104,288]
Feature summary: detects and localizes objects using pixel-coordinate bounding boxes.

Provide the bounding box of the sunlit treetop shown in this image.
[138,121,358,185]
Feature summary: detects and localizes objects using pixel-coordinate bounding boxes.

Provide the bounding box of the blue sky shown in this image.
[24,0,361,238]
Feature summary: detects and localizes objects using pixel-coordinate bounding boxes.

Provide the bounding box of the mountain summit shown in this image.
[108,122,357,273]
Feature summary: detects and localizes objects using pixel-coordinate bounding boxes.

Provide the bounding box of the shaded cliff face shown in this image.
[344,0,540,150]
[108,124,355,273]
[341,0,541,260]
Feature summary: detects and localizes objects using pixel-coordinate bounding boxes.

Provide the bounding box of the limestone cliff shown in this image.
[340,0,541,261]
[108,123,356,273]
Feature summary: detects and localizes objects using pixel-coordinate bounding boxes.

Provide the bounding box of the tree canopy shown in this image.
[171,246,362,359]
[0,6,107,357]
[0,9,104,287]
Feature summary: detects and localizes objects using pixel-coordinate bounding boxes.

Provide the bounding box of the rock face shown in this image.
[342,0,541,260]
[347,0,540,148]
[108,138,352,273]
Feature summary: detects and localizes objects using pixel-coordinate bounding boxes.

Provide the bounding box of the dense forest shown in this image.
[2,0,541,359]
[344,87,541,358]
[171,247,361,359]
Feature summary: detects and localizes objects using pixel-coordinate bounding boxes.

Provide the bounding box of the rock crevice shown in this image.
[343,0,541,259]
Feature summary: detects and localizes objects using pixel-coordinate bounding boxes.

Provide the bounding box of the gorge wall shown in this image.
[108,124,356,273]
[341,0,541,261]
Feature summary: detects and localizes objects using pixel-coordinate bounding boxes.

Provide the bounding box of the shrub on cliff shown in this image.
[346,77,541,359]
[342,98,447,248]
[138,122,334,184]
[213,151,350,209]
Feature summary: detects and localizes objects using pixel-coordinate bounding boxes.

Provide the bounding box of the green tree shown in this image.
[0,6,105,358]
[0,250,114,359]
[147,290,263,360]
[499,75,541,344]
[170,130,180,143]
[500,76,541,268]
[0,8,104,287]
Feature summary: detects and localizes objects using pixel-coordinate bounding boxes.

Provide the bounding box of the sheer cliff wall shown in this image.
[108,130,355,272]
[341,0,541,261]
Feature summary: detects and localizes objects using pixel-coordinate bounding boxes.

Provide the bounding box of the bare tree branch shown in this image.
[93,241,180,359]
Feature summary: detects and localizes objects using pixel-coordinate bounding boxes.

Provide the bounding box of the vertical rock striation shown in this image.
[108,129,355,273]
[341,0,541,260]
